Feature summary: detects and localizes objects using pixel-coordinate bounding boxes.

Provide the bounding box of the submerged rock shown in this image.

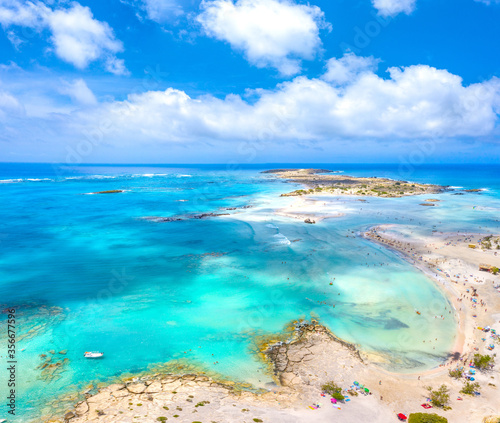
[64,411,75,421]
[91,190,124,194]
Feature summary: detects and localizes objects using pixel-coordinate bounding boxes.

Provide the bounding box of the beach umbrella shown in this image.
[397,413,408,421]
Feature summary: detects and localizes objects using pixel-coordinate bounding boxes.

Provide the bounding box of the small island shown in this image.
[264,169,447,198]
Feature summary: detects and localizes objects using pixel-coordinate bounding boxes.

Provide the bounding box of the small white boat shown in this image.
[84,351,104,358]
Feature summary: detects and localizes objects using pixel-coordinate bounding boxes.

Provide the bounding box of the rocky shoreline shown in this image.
[49,322,382,423]
[48,317,500,423]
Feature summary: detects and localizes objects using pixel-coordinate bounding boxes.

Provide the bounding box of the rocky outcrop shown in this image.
[264,322,363,388]
[52,322,365,423]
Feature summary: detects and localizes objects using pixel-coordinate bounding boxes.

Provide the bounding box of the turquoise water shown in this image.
[1,164,499,422]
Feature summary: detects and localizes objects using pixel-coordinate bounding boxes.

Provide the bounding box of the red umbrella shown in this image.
[397,413,408,421]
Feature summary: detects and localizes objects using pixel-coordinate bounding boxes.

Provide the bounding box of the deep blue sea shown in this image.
[1,163,499,422]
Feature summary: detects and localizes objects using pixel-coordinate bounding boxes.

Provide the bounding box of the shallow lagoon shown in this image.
[1,164,499,421]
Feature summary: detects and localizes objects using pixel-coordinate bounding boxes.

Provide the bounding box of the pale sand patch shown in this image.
[274,196,346,222]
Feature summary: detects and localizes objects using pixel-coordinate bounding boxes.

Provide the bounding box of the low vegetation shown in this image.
[448,368,463,379]
[460,381,480,396]
[474,354,494,370]
[408,413,448,423]
[425,385,451,410]
[321,381,345,401]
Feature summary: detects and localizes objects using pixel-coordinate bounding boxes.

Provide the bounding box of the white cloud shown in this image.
[373,0,499,16]
[104,57,129,76]
[2,55,500,156]
[46,4,124,71]
[6,30,24,49]
[0,89,24,121]
[197,0,329,76]
[323,53,379,85]
[372,0,417,16]
[0,0,126,74]
[72,56,500,143]
[124,0,184,23]
[59,79,97,106]
[0,0,46,27]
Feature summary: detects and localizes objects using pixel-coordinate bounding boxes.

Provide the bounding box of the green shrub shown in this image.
[425,385,450,409]
[408,413,448,423]
[156,418,167,422]
[460,381,480,395]
[473,354,494,370]
[195,401,210,407]
[321,381,345,401]
[448,368,463,379]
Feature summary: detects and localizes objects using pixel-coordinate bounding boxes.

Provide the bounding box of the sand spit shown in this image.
[274,196,345,222]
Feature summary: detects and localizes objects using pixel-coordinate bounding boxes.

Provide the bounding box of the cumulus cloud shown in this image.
[2,54,500,156]
[372,0,417,16]
[0,0,126,74]
[72,55,500,143]
[323,53,379,85]
[197,0,329,76]
[59,79,97,106]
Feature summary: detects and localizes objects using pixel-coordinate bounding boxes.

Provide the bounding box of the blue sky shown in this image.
[0,0,499,163]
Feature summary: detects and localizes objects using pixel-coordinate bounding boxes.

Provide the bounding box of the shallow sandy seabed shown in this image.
[49,199,500,423]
